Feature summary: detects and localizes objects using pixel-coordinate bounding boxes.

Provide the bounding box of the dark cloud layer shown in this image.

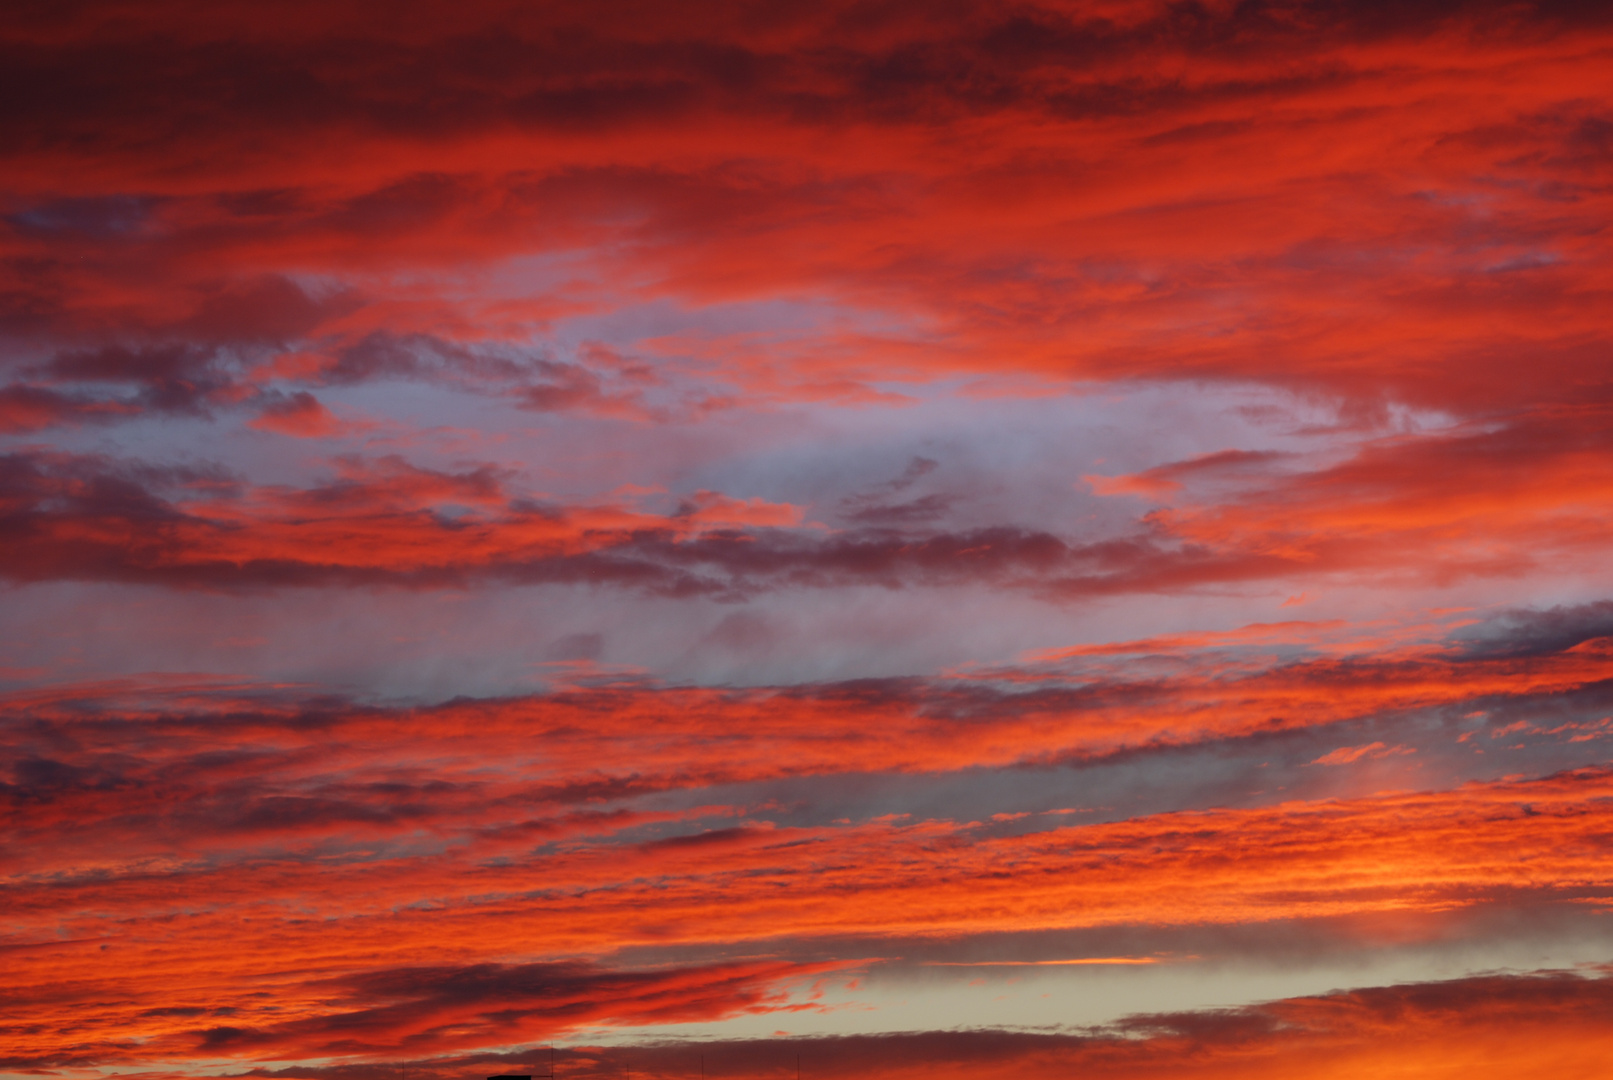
[3,0,1610,415]
[182,958,839,1060]
[4,1,1609,147]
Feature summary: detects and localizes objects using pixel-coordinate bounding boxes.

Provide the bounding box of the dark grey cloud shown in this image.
[1456,600,1613,659]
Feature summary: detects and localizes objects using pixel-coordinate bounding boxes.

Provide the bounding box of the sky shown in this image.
[3,1,1613,1077]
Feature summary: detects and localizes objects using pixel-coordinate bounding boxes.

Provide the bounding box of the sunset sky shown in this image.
[4,2,1613,1077]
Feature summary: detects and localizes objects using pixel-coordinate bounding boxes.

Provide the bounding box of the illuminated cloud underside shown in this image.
[3,1,1613,1077]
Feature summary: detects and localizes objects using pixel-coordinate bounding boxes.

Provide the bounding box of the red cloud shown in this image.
[8,657,1613,1067]
[0,1,1607,618]
[1,1,1607,415]
[5,4,1613,1075]
[1310,741,1416,766]
[247,391,345,437]
[6,405,1613,600]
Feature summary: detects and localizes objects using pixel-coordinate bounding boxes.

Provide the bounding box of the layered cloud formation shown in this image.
[4,1,1613,1077]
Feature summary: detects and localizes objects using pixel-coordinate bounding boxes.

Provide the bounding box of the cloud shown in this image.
[9,387,1613,602]
[186,957,848,1059]
[1086,451,1292,501]
[9,676,1613,996]
[1309,742,1417,766]
[0,438,1533,599]
[4,602,1613,1067]
[248,391,346,437]
[536,968,1613,1078]
[1455,600,1613,659]
[0,952,848,1066]
[0,447,1202,594]
[1,0,1608,418]
[5,4,1613,1074]
[0,382,134,431]
[5,606,1612,828]
[838,457,957,524]
[14,965,1613,1074]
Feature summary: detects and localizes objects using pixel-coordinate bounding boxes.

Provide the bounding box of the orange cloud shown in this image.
[1310,742,1417,766]
[8,653,1613,1068]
